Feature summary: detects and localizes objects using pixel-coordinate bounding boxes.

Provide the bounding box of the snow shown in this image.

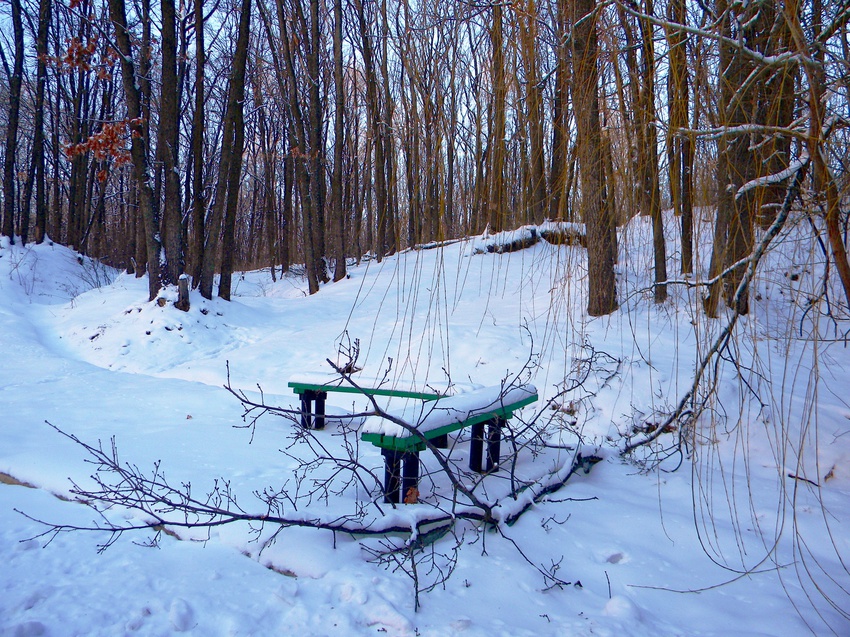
[1,217,849,636]
[360,384,537,437]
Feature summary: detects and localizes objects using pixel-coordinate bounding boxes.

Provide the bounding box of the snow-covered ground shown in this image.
[1,213,848,636]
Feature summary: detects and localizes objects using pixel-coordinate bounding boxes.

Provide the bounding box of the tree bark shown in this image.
[572,0,617,316]
[353,0,388,260]
[253,61,279,281]
[488,4,507,233]
[32,0,52,245]
[379,0,397,255]
[2,0,24,242]
[307,0,328,280]
[331,0,347,281]
[666,0,692,274]
[207,0,251,301]
[550,0,570,221]
[707,0,793,316]
[640,1,666,302]
[108,0,163,301]
[189,0,206,285]
[519,0,546,225]
[157,0,184,286]
[787,0,850,307]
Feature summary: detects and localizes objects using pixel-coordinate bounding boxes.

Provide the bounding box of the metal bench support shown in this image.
[469,418,503,473]
[381,449,420,504]
[402,452,420,503]
[299,390,327,430]
[469,421,485,472]
[486,417,503,472]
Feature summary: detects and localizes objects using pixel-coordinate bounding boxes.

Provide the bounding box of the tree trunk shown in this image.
[189,0,206,285]
[353,0,387,260]
[666,0,693,274]
[519,0,546,225]
[206,0,251,301]
[572,0,617,316]
[157,0,184,286]
[2,0,24,242]
[706,0,788,316]
[253,61,279,280]
[259,0,323,292]
[379,0,397,255]
[616,3,641,221]
[788,0,850,307]
[32,0,52,244]
[639,0,667,302]
[49,44,62,242]
[550,0,570,221]
[331,0,346,281]
[307,0,327,281]
[446,37,458,237]
[488,4,507,233]
[108,0,163,301]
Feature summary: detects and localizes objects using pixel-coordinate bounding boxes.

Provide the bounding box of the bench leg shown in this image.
[469,421,485,472]
[485,418,503,473]
[401,452,420,503]
[299,392,313,429]
[382,449,402,504]
[314,391,327,430]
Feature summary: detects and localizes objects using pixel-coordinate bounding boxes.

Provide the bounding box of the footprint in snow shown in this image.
[606,551,627,564]
[169,598,196,632]
[20,587,52,611]
[8,620,48,637]
[337,581,368,605]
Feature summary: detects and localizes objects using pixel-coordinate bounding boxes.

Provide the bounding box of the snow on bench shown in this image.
[359,384,538,504]
[360,384,538,446]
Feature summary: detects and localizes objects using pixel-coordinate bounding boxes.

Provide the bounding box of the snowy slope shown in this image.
[0,218,848,636]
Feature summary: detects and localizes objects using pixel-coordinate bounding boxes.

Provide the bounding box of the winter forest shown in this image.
[2,0,850,635]
[1,0,845,311]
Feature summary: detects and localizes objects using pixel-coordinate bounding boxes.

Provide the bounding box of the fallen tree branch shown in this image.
[22,422,490,551]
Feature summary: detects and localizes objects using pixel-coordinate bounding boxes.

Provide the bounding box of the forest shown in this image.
[2,1,850,633]
[1,0,847,314]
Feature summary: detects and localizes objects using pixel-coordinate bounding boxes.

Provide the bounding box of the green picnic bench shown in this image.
[359,384,538,503]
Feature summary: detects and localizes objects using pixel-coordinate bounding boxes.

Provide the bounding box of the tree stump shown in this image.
[175,274,190,312]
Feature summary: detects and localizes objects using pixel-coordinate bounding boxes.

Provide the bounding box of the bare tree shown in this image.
[199,0,252,301]
[488,3,508,233]
[572,0,617,316]
[518,0,547,225]
[108,0,163,301]
[1,0,24,242]
[156,0,185,287]
[665,0,693,274]
[787,0,850,308]
[188,0,207,284]
[23,0,53,245]
[331,0,347,281]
